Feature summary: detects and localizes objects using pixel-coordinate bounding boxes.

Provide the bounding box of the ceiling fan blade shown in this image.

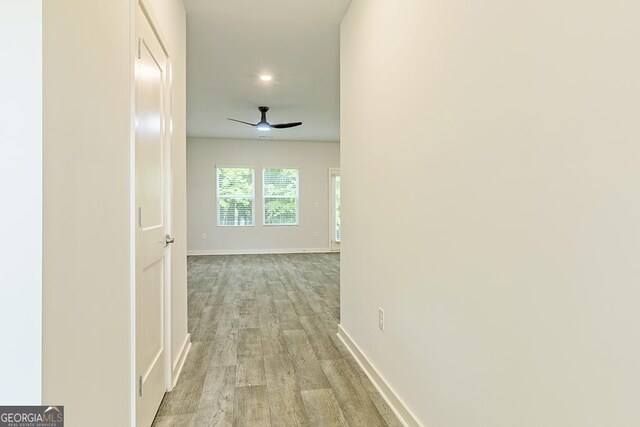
[272,122,302,129]
[227,118,257,126]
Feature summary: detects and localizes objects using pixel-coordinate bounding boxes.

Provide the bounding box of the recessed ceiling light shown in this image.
[259,74,273,82]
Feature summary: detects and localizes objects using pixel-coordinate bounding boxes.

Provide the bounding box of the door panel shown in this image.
[138,260,163,372]
[135,4,169,427]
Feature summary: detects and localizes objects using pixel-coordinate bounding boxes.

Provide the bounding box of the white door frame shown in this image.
[130,0,174,424]
[329,168,341,252]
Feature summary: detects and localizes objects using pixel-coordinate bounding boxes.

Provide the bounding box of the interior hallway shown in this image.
[153,254,400,426]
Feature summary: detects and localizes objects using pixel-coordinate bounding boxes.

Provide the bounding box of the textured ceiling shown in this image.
[184,0,352,142]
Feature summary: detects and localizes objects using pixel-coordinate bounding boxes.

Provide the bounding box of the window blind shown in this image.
[217,167,254,226]
[263,168,299,225]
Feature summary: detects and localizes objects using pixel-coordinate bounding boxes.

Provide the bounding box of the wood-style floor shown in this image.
[152,254,400,427]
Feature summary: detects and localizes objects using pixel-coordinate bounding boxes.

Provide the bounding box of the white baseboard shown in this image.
[187,248,331,256]
[171,333,191,390]
[337,325,423,427]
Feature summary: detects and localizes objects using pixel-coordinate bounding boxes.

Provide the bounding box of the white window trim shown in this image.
[262,168,300,226]
[216,166,256,227]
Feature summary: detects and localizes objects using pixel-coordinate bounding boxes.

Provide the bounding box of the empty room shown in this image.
[2,0,640,426]
[174,2,350,423]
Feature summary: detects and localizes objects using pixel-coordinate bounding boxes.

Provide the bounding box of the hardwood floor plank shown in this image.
[151,414,195,427]
[283,330,330,390]
[238,313,259,329]
[281,329,316,357]
[206,285,225,306]
[188,292,209,318]
[263,354,297,390]
[217,303,240,323]
[320,358,387,427]
[299,316,342,360]
[236,356,266,387]
[290,357,331,391]
[300,389,349,427]
[266,282,288,300]
[274,299,302,330]
[239,298,258,315]
[233,385,270,427]
[341,354,403,426]
[195,366,236,426]
[268,387,309,426]
[238,328,262,356]
[287,291,314,316]
[260,325,289,356]
[256,295,274,314]
[156,360,208,416]
[258,312,279,330]
[191,306,219,342]
[209,327,238,368]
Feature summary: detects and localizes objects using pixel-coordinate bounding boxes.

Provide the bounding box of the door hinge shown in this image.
[138,375,143,398]
[137,38,142,60]
[138,207,142,228]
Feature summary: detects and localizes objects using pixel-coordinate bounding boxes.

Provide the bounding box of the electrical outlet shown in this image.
[314,231,319,237]
[201,232,207,240]
[378,308,384,331]
[314,201,319,208]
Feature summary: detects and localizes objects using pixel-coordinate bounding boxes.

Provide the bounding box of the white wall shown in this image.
[0,0,42,405]
[42,0,186,425]
[187,138,340,254]
[341,1,640,426]
[43,0,132,424]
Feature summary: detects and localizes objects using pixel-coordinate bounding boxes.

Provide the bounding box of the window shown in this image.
[217,167,255,226]
[263,168,299,225]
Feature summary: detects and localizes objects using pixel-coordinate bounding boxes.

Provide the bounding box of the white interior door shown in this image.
[330,169,341,252]
[135,4,170,426]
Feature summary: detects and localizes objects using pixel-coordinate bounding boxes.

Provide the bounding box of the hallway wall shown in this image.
[0,0,42,405]
[340,1,640,426]
[43,1,132,425]
[42,0,186,425]
[187,138,340,254]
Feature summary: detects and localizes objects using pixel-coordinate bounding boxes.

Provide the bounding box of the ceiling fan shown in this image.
[228,106,302,132]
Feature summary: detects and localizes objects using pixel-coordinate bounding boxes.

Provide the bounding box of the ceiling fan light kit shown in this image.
[228,106,302,132]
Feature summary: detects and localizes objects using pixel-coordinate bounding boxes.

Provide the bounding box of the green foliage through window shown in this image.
[217,167,254,226]
[263,168,299,225]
